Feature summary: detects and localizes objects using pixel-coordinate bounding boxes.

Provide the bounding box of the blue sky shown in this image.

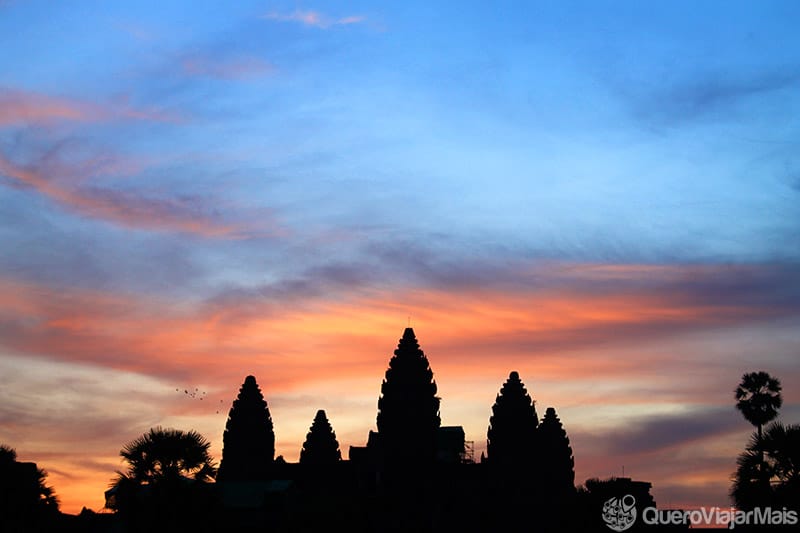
[1,0,799,514]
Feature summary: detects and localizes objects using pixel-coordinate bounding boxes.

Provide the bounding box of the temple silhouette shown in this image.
[60,326,677,532]
[198,327,666,532]
[2,328,783,531]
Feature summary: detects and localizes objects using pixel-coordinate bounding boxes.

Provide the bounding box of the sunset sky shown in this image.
[1,0,799,515]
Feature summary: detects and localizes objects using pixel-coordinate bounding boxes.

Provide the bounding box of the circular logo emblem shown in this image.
[602,494,637,531]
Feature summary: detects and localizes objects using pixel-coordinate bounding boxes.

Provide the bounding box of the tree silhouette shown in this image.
[300,409,342,466]
[735,371,783,440]
[217,375,276,482]
[126,427,215,482]
[0,444,60,531]
[731,422,800,510]
[487,371,538,468]
[108,427,216,493]
[376,327,441,468]
[106,427,216,531]
[576,477,657,533]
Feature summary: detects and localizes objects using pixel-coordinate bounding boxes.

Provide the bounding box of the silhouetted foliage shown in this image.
[486,371,538,468]
[0,444,60,532]
[300,409,342,466]
[376,327,441,468]
[119,427,216,484]
[217,374,276,482]
[576,477,658,532]
[734,370,783,504]
[735,371,783,440]
[0,443,13,462]
[731,422,800,511]
[106,427,217,532]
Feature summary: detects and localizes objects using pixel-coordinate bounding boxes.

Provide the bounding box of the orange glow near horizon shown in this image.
[1,263,798,514]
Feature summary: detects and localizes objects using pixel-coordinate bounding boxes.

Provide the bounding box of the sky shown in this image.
[1,0,799,515]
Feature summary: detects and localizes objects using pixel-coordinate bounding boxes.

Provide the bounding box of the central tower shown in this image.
[376,327,441,469]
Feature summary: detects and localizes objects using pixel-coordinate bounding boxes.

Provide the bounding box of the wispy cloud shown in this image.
[3,261,799,385]
[112,20,155,42]
[180,54,274,80]
[262,9,365,29]
[624,67,800,128]
[0,87,180,126]
[0,151,263,238]
[597,407,743,456]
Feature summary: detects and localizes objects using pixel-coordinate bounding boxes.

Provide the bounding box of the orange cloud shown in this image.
[1,261,794,391]
[1,263,797,513]
[0,88,179,126]
[0,260,792,380]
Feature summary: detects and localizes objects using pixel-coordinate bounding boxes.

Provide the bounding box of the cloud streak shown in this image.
[2,260,798,386]
[626,67,800,127]
[180,54,274,80]
[0,152,253,237]
[0,88,179,126]
[595,407,743,456]
[262,10,365,29]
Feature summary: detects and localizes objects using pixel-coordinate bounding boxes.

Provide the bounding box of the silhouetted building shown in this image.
[300,409,342,466]
[94,327,668,533]
[538,406,576,497]
[436,426,467,464]
[487,370,538,470]
[217,375,275,482]
[577,477,660,532]
[375,327,441,472]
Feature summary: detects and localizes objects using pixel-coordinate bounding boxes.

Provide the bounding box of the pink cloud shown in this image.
[0,152,274,237]
[0,87,180,126]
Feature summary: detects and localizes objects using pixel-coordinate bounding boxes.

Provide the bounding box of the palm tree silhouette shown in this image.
[118,427,216,484]
[735,371,782,441]
[734,371,783,500]
[0,444,60,528]
[106,427,216,515]
[731,422,800,510]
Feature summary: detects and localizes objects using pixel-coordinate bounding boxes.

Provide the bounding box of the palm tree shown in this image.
[116,427,216,485]
[106,427,217,524]
[1,444,60,530]
[734,371,783,440]
[731,422,800,510]
[734,371,783,506]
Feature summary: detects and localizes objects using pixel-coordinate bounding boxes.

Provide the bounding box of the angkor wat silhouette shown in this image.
[199,328,654,532]
[9,327,669,532]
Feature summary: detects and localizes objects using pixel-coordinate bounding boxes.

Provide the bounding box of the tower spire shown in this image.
[376,328,441,468]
